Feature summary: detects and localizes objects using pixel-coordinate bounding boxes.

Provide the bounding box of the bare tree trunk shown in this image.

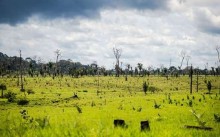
[216,46,220,63]
[179,50,186,76]
[113,48,122,77]
[196,70,198,92]
[19,50,24,91]
[190,65,193,94]
[55,49,61,77]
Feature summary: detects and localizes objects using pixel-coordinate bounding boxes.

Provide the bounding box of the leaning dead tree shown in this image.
[113,47,122,77]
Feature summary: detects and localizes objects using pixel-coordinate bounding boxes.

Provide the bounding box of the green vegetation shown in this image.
[0,75,220,137]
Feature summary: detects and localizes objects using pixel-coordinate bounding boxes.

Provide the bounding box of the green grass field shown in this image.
[0,75,220,137]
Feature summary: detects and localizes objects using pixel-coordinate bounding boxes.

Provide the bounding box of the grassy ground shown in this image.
[0,75,220,137]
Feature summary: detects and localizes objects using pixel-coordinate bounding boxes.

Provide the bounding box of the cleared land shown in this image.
[0,75,220,137]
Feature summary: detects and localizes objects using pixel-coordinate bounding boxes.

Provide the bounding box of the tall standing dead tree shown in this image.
[179,50,186,70]
[216,46,220,76]
[54,49,61,76]
[178,50,186,75]
[216,46,220,65]
[113,47,122,77]
[186,55,191,74]
[19,50,24,92]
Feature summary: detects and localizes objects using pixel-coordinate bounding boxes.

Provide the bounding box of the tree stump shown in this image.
[114,119,127,128]
[140,121,150,131]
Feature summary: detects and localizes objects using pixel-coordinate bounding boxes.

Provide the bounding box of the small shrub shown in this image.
[91,101,96,107]
[17,99,29,105]
[187,95,190,100]
[137,107,142,112]
[202,95,206,100]
[20,88,25,92]
[190,109,206,127]
[207,81,212,93]
[188,100,193,107]
[143,81,148,95]
[214,114,220,122]
[83,90,88,92]
[168,99,172,104]
[154,101,161,109]
[4,91,16,102]
[149,86,155,92]
[27,89,35,95]
[35,116,50,128]
[73,93,79,99]
[74,104,82,113]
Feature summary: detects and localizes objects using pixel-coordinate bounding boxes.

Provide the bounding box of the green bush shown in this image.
[17,99,29,105]
[143,81,148,95]
[4,91,16,102]
[207,81,212,93]
[27,89,35,95]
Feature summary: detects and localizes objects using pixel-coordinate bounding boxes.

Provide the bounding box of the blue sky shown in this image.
[0,0,219,69]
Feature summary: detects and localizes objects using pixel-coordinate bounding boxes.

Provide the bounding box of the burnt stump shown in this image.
[140,120,150,131]
[114,119,127,128]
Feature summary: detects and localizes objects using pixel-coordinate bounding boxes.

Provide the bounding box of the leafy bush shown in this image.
[214,114,220,122]
[35,116,50,128]
[20,88,25,92]
[149,86,160,93]
[154,100,161,109]
[4,91,16,102]
[190,109,206,127]
[17,99,29,105]
[143,81,148,95]
[188,100,193,107]
[207,81,212,93]
[74,104,82,113]
[27,89,35,95]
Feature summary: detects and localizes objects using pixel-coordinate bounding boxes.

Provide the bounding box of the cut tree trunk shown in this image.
[184,125,213,130]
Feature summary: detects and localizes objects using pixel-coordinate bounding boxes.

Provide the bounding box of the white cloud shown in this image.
[0,1,220,69]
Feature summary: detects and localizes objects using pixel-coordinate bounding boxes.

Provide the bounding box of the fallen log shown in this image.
[184,125,213,130]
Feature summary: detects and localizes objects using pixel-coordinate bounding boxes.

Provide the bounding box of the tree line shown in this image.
[0,51,219,78]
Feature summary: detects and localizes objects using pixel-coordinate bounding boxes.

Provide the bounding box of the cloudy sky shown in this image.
[0,0,219,69]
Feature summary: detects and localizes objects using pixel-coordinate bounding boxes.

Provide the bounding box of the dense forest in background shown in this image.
[0,52,219,78]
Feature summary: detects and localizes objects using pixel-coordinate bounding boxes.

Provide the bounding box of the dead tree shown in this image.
[54,49,61,76]
[190,65,193,94]
[216,46,220,76]
[178,50,186,75]
[179,50,186,70]
[19,50,24,91]
[186,55,191,73]
[113,47,122,77]
[216,46,220,64]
